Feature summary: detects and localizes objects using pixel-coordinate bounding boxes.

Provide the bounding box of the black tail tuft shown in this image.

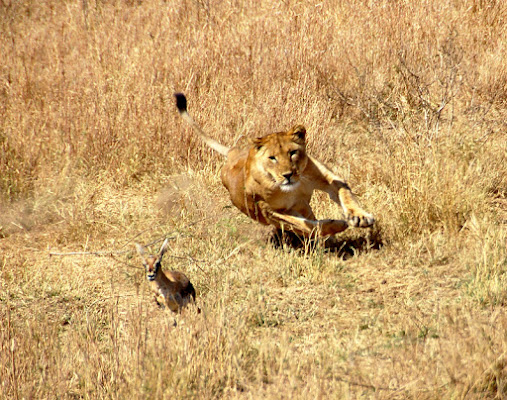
[174,93,187,113]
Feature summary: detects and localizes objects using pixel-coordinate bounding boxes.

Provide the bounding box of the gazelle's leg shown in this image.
[154,295,163,308]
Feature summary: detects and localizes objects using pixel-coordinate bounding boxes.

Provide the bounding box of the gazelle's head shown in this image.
[135,239,169,281]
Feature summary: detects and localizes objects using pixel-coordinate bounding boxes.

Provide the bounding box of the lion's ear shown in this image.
[249,137,265,151]
[290,125,306,143]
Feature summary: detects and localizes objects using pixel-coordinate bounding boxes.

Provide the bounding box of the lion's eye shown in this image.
[289,150,298,158]
[269,156,277,162]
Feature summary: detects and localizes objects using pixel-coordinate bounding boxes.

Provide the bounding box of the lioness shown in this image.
[175,93,374,238]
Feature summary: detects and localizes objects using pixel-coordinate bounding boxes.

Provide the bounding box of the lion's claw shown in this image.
[348,212,374,228]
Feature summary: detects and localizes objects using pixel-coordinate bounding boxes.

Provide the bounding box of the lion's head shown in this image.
[249,125,309,192]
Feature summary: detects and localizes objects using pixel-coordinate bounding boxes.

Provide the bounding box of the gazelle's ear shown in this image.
[135,243,146,258]
[158,238,170,258]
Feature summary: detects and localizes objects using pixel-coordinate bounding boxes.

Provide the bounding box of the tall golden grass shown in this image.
[1,0,506,398]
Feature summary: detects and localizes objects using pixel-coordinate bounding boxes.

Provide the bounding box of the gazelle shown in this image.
[135,238,196,313]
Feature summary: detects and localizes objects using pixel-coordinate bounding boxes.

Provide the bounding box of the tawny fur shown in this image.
[175,93,374,238]
[135,239,196,313]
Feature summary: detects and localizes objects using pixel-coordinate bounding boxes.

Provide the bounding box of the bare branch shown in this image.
[49,250,130,257]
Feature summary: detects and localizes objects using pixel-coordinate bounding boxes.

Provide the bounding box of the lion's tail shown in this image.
[174,93,229,157]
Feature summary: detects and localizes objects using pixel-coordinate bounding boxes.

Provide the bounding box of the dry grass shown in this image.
[1,0,507,398]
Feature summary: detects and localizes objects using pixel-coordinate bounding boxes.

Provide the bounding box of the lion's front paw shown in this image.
[257,201,274,218]
[347,210,375,228]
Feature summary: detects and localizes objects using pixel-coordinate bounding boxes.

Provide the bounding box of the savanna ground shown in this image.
[1,0,507,398]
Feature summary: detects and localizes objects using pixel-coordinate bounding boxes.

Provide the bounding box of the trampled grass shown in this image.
[1,0,506,398]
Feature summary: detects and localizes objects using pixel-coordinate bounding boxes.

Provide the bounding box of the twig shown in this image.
[144,235,179,248]
[10,221,26,231]
[134,217,212,249]
[216,240,254,264]
[168,254,206,264]
[117,226,153,250]
[49,250,130,257]
[48,217,213,264]
[332,374,397,392]
[109,253,142,270]
[90,294,138,306]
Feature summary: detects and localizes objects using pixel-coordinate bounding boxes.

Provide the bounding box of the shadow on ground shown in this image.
[269,228,384,259]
